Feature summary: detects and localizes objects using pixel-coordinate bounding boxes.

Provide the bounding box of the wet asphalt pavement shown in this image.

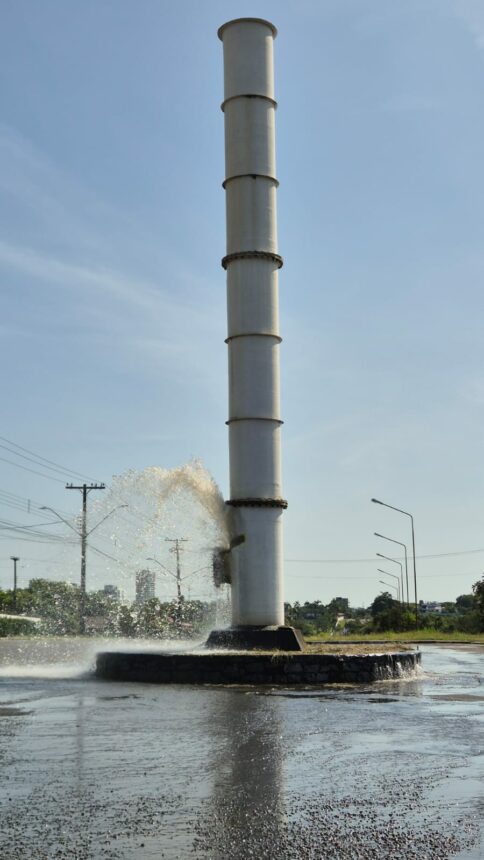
[0,640,482,859]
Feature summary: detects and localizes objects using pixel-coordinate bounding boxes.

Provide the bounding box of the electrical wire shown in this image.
[0,454,66,483]
[286,571,480,580]
[0,488,72,518]
[0,533,77,545]
[286,547,484,563]
[0,434,99,482]
[0,519,61,531]
[0,443,84,480]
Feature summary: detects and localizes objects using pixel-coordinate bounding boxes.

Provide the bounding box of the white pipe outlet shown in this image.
[219,18,285,629]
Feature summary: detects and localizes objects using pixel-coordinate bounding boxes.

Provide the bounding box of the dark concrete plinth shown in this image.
[205,625,305,652]
[95,649,421,685]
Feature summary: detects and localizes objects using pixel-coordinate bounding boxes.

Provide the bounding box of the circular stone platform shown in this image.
[95,649,421,685]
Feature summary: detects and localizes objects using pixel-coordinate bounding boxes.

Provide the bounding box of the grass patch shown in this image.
[305,629,484,644]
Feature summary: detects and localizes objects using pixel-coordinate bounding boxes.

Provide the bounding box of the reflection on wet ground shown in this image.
[0,641,482,859]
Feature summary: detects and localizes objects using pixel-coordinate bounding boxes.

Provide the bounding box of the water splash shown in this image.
[374,658,423,682]
[91,460,230,605]
[0,636,211,680]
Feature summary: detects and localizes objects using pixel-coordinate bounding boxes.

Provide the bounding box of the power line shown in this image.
[89,544,122,563]
[0,487,71,513]
[286,571,479,580]
[0,434,98,482]
[286,547,484,563]
[0,533,77,544]
[0,519,61,531]
[0,454,66,483]
[0,442,84,480]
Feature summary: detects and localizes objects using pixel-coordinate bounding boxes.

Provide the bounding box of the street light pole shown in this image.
[165,538,188,606]
[379,578,399,599]
[41,496,129,635]
[10,556,19,612]
[377,569,400,603]
[65,484,105,634]
[374,532,409,605]
[146,555,209,604]
[372,498,418,626]
[376,553,404,607]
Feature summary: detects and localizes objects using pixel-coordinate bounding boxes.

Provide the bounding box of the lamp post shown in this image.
[377,569,401,603]
[374,532,409,605]
[146,555,210,606]
[41,503,127,634]
[146,556,182,604]
[10,556,19,612]
[376,553,404,607]
[379,578,399,599]
[371,498,418,626]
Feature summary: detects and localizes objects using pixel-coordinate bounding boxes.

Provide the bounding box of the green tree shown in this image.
[369,592,414,632]
[472,579,484,615]
[118,605,136,637]
[84,590,120,634]
[370,592,394,617]
[24,579,81,635]
[136,598,168,638]
[327,597,349,620]
[455,593,475,614]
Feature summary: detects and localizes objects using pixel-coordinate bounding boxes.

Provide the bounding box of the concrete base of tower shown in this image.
[205,625,305,652]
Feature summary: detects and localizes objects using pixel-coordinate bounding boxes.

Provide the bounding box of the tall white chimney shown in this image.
[208,19,302,650]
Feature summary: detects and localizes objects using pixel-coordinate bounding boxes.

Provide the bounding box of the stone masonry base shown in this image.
[95,649,421,685]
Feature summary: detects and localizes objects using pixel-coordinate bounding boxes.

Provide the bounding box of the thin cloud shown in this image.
[450,0,484,51]
[0,123,215,300]
[0,124,224,381]
[0,240,165,314]
[0,239,223,379]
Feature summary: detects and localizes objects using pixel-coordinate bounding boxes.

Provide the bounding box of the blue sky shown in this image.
[1,0,484,607]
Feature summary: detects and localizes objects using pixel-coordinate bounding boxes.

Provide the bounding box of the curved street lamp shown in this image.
[379,579,399,598]
[372,498,418,626]
[377,569,401,603]
[374,532,409,605]
[376,553,404,608]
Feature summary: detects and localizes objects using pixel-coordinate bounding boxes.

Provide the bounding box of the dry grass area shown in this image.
[304,642,414,655]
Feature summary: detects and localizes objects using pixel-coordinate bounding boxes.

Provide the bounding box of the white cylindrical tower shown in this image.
[219,18,286,630]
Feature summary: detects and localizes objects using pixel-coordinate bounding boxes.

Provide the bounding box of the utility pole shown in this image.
[66,483,105,634]
[10,556,19,612]
[165,538,188,605]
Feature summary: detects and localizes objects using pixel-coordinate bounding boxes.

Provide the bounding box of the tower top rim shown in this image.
[218,18,277,41]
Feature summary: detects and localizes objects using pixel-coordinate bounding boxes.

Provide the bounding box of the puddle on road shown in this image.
[430,693,484,702]
[0,707,32,717]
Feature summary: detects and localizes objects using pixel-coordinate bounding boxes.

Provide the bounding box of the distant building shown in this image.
[136,570,156,604]
[419,601,443,614]
[103,584,121,601]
